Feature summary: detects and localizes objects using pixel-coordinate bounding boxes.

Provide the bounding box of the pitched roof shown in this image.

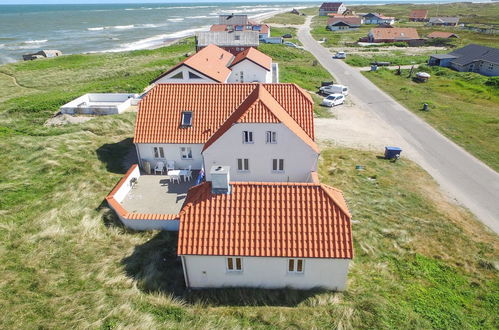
[210,24,270,34]
[409,9,428,19]
[427,31,458,38]
[229,47,272,71]
[327,16,362,26]
[429,17,460,24]
[320,2,344,11]
[202,84,318,153]
[448,44,499,66]
[134,83,314,144]
[218,14,248,25]
[178,181,353,259]
[369,27,420,40]
[363,12,394,19]
[196,31,259,47]
[152,44,234,83]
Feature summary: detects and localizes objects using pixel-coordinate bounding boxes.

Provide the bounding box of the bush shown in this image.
[485,76,499,87]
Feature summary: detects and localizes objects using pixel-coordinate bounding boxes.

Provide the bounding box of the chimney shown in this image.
[210,165,231,194]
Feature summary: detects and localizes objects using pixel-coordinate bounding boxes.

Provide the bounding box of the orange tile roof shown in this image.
[203,84,318,153]
[152,44,234,83]
[410,9,428,19]
[134,83,314,144]
[229,47,272,71]
[370,27,420,41]
[210,23,269,34]
[427,31,458,38]
[178,181,353,258]
[327,16,362,26]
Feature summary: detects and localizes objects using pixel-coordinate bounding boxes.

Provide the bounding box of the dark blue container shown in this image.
[385,146,402,159]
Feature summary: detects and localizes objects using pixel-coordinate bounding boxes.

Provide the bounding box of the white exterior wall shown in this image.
[478,60,499,76]
[60,93,135,115]
[182,255,350,290]
[121,218,179,231]
[203,123,318,182]
[136,143,204,170]
[154,65,221,84]
[227,60,271,83]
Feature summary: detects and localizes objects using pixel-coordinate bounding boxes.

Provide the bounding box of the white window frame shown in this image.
[226,257,243,272]
[266,131,277,144]
[237,158,249,172]
[180,147,193,160]
[288,258,304,274]
[242,131,253,144]
[153,146,165,159]
[272,158,284,173]
[181,111,192,126]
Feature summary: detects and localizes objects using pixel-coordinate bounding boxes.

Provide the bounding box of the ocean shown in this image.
[0,1,484,65]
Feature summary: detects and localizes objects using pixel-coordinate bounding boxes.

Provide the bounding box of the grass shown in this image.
[269,26,301,45]
[1,36,498,328]
[264,12,306,25]
[363,65,499,172]
[346,54,429,67]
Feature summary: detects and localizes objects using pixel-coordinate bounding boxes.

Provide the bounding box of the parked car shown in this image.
[321,93,345,107]
[282,34,293,38]
[283,41,299,48]
[262,37,283,44]
[333,51,347,59]
[319,84,349,96]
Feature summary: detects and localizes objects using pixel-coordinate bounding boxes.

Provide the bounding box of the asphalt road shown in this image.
[298,17,499,234]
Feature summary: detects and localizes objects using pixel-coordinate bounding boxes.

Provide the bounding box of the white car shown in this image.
[333,51,347,59]
[283,41,301,48]
[321,93,345,107]
[319,84,349,96]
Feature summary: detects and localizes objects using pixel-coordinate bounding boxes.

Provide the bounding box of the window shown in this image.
[237,158,249,171]
[242,130,253,143]
[288,259,304,273]
[272,159,284,172]
[171,71,183,79]
[266,131,277,144]
[181,111,192,126]
[188,71,202,79]
[235,35,241,40]
[227,257,242,272]
[180,147,193,159]
[153,147,164,159]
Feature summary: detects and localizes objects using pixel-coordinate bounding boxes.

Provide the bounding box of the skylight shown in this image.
[181,111,193,127]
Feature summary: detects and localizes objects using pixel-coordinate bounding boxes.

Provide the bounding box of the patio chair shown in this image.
[170,174,181,184]
[154,161,165,175]
[166,160,175,171]
[183,170,193,182]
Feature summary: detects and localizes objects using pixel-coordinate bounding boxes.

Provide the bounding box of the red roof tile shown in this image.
[133,83,314,144]
[409,9,428,19]
[229,47,272,71]
[327,16,362,26]
[152,44,234,83]
[427,31,458,38]
[202,84,318,153]
[178,181,353,259]
[370,27,420,41]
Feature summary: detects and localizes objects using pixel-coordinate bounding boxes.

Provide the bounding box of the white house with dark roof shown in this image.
[196,31,259,55]
[429,44,499,76]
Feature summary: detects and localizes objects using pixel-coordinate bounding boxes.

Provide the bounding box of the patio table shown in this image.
[167,169,188,182]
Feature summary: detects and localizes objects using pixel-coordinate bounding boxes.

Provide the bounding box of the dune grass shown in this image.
[345,53,430,67]
[0,37,497,329]
[264,12,306,25]
[363,65,499,172]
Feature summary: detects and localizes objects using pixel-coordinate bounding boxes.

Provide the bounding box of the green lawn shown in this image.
[345,53,430,67]
[364,66,499,172]
[1,38,498,329]
[264,12,306,25]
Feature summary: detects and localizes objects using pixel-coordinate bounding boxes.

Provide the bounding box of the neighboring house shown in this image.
[211,14,270,39]
[409,9,428,22]
[362,13,395,25]
[428,44,499,76]
[151,44,276,84]
[178,179,353,290]
[196,31,259,55]
[367,27,420,44]
[319,2,347,16]
[327,16,363,30]
[133,83,318,182]
[427,31,459,39]
[428,17,460,26]
[22,49,62,61]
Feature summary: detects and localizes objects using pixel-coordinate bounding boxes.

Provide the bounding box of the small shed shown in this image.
[428,54,458,67]
[22,49,62,61]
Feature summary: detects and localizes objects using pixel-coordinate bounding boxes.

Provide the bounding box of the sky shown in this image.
[1,0,307,4]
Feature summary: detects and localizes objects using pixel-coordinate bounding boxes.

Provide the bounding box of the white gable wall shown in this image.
[154,65,222,84]
[227,60,272,83]
[181,255,350,290]
[135,143,204,171]
[202,123,318,182]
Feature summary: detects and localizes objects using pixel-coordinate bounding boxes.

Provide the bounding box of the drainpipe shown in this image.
[181,256,190,288]
[135,143,142,169]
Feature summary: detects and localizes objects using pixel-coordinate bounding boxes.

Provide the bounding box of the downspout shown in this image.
[181,256,191,288]
[135,143,142,169]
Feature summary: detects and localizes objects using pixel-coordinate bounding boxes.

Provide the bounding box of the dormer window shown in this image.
[181,111,192,127]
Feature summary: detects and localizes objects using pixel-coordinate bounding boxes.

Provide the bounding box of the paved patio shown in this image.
[121,172,198,215]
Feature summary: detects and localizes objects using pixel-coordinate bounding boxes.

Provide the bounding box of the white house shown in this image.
[362,13,395,25]
[151,44,277,84]
[429,44,499,76]
[319,2,347,16]
[133,83,318,181]
[178,178,353,290]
